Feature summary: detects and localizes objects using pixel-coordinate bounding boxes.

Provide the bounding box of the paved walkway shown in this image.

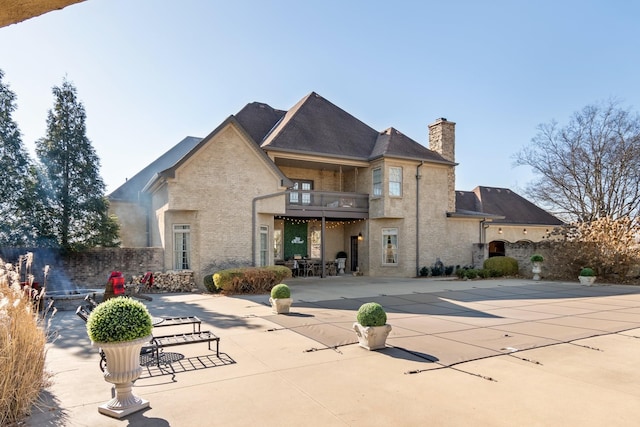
[27,277,640,426]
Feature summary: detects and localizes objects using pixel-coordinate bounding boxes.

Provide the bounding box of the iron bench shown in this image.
[153,316,201,333]
[151,331,220,366]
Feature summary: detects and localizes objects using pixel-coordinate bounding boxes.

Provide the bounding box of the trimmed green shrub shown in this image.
[419,266,429,277]
[270,283,291,299]
[464,269,478,279]
[203,274,215,292]
[579,267,595,276]
[87,297,152,343]
[530,254,544,263]
[483,256,519,276]
[444,265,454,276]
[213,266,292,294]
[356,302,387,327]
[477,269,491,279]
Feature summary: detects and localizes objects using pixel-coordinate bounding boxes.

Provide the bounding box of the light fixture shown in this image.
[358,232,363,241]
[498,228,503,234]
[523,228,527,235]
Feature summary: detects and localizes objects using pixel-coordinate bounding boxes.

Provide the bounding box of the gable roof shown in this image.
[151,115,291,187]
[109,136,202,201]
[109,92,454,200]
[455,186,564,225]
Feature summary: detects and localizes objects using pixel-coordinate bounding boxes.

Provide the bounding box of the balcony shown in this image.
[285,190,369,219]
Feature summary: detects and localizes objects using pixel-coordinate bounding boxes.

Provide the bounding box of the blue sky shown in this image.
[2,0,639,194]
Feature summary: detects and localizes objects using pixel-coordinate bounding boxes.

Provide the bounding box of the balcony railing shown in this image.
[285,190,369,218]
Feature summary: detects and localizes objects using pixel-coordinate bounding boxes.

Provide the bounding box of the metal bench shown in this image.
[153,316,201,333]
[151,331,220,366]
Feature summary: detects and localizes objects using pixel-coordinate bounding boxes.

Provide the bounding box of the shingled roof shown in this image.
[109,92,454,200]
[234,102,286,145]
[456,186,564,225]
[260,92,452,164]
[372,127,451,163]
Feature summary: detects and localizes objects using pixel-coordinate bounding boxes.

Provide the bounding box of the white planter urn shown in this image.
[532,262,542,281]
[579,276,597,286]
[269,297,293,314]
[353,322,392,350]
[93,335,152,418]
[336,258,347,274]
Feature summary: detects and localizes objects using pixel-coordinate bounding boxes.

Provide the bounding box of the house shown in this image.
[109,92,563,284]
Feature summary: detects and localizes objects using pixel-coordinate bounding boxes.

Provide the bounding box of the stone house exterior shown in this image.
[108,92,563,284]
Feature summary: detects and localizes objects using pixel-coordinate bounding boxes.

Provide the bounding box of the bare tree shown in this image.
[514,100,640,222]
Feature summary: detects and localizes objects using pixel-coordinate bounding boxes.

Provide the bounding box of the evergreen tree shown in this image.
[0,69,40,246]
[35,78,119,251]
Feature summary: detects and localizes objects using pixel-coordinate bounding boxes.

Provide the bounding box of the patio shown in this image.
[27,277,640,426]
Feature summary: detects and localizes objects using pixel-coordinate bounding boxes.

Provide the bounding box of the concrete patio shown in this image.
[26,276,640,426]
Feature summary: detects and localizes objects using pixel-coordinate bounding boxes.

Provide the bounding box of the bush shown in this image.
[419,266,429,277]
[530,254,544,263]
[270,283,291,299]
[213,266,292,294]
[477,269,491,279]
[356,302,387,327]
[579,267,595,276]
[464,269,478,279]
[1,261,50,426]
[87,297,152,343]
[444,265,455,276]
[203,274,215,292]
[483,256,519,276]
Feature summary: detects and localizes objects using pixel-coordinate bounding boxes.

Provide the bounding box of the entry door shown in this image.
[350,236,359,272]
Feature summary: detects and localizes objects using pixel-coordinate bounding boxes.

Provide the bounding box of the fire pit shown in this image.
[45,289,104,311]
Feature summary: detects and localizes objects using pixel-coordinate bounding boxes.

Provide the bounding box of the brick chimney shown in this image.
[428,118,455,163]
[428,118,456,212]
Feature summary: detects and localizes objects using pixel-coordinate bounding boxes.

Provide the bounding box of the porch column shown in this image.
[321,216,326,278]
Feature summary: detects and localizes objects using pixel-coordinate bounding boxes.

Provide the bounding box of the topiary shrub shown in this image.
[530,254,544,263]
[356,302,387,327]
[419,266,429,277]
[270,283,291,299]
[87,297,152,343]
[483,256,519,276]
[579,267,595,276]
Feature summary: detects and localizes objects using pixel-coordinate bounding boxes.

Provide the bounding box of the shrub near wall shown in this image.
[483,256,519,276]
[212,266,292,294]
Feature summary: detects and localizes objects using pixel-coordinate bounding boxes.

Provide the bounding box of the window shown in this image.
[372,168,382,197]
[289,180,313,205]
[260,225,269,267]
[389,167,402,196]
[382,228,398,265]
[173,224,191,270]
